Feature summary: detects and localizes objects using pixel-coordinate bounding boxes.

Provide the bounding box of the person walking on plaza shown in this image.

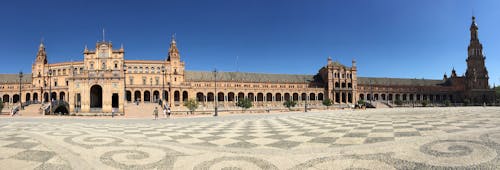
[167,107,171,118]
[163,107,167,118]
[11,107,18,116]
[153,107,159,120]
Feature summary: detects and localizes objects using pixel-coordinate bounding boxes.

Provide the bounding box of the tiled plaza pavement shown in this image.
[1,107,500,169]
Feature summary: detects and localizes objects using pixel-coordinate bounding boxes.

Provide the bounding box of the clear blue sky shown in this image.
[0,0,499,86]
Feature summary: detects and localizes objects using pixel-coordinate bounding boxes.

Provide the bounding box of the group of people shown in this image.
[153,102,171,120]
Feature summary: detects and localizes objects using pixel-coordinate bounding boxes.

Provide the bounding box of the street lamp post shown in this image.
[123,64,127,116]
[162,66,165,103]
[19,71,23,110]
[304,78,308,112]
[70,65,78,114]
[213,68,218,117]
[167,66,172,108]
[369,80,373,105]
[48,69,52,115]
[150,77,153,103]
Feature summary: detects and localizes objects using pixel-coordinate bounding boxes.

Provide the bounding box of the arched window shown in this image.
[275,93,282,101]
[182,91,188,101]
[228,92,235,101]
[217,92,224,102]
[257,93,264,101]
[207,92,214,101]
[284,93,290,101]
[309,93,316,100]
[248,93,255,101]
[292,93,299,101]
[174,91,180,101]
[196,92,204,102]
[237,92,245,100]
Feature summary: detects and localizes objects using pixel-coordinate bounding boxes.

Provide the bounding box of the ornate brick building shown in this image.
[0,17,495,115]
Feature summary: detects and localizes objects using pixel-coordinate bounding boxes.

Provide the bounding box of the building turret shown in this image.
[167,35,180,61]
[35,42,48,64]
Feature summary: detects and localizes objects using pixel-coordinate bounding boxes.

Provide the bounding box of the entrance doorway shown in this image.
[90,85,102,108]
[144,91,151,102]
[112,93,119,108]
[126,91,131,102]
[44,93,48,102]
[13,95,19,103]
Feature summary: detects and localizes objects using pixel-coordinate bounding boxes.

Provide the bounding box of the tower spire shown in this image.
[102,28,105,42]
[40,37,44,48]
[84,44,88,53]
[167,34,180,61]
[36,39,48,64]
[470,16,479,41]
[171,33,176,44]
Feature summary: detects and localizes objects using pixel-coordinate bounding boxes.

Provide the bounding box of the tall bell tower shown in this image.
[166,35,185,83]
[463,16,495,104]
[32,41,48,92]
[465,16,489,90]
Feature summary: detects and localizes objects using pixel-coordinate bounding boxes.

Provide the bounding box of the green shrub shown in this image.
[357,99,365,106]
[236,98,253,112]
[283,100,297,111]
[394,99,403,106]
[443,100,451,107]
[183,98,199,114]
[463,98,470,106]
[322,99,333,109]
[421,100,429,107]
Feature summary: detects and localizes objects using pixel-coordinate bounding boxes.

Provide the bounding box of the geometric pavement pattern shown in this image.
[0,134,71,169]
[74,108,500,150]
[1,107,500,169]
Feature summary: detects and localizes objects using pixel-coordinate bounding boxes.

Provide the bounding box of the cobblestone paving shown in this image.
[1,107,500,169]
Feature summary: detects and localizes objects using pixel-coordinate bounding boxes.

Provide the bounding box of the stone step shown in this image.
[125,103,161,118]
[18,104,43,116]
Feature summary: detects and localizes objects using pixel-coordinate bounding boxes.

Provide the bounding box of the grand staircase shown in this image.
[125,102,161,118]
[368,101,393,108]
[19,104,43,116]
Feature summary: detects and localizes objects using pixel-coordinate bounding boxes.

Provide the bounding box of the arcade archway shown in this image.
[90,85,103,108]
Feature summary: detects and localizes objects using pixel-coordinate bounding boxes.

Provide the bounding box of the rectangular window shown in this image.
[76,93,81,106]
[129,78,133,85]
